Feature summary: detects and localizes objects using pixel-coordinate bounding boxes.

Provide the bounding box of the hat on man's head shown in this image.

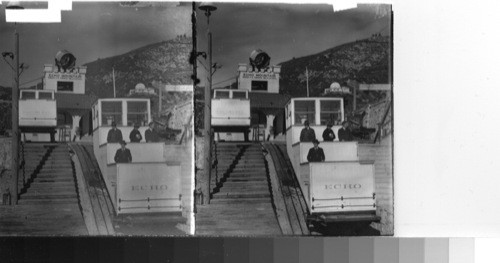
[134,123,140,128]
[111,121,117,126]
[119,140,127,145]
[304,120,310,125]
[327,121,333,127]
[312,139,319,144]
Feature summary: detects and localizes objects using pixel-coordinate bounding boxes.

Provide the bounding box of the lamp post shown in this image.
[198,2,216,205]
[5,1,24,205]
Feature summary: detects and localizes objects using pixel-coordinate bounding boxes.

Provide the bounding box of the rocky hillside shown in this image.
[279,34,390,97]
[84,35,192,99]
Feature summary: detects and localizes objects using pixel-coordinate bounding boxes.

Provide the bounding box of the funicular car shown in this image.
[285,97,380,228]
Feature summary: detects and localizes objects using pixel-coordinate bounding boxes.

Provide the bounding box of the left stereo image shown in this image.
[0,2,194,236]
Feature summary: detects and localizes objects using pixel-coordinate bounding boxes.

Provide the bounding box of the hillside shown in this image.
[84,35,192,99]
[279,35,390,98]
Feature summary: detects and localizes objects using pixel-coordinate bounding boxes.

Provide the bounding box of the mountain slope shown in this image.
[84,35,192,98]
[279,35,390,97]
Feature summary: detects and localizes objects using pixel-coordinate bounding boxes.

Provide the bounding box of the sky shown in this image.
[195,3,391,88]
[0,2,390,88]
[0,2,191,87]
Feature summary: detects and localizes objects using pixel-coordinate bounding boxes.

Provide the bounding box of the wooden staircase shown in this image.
[196,143,281,235]
[0,143,87,235]
[19,144,79,204]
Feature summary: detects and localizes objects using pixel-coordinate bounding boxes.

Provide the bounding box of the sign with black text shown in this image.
[116,163,182,214]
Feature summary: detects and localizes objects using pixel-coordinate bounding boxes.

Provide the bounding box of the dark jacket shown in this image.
[338,127,353,142]
[107,128,123,143]
[307,147,325,162]
[322,128,336,141]
[129,129,143,142]
[145,128,159,142]
[300,127,316,142]
[114,148,132,163]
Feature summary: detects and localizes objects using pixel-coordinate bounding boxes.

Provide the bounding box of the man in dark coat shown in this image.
[338,120,353,142]
[307,139,325,162]
[299,120,316,142]
[114,140,132,163]
[129,123,143,142]
[145,122,159,142]
[322,121,336,141]
[107,121,123,143]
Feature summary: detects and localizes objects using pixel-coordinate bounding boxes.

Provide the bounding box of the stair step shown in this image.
[21,193,78,200]
[34,178,74,183]
[209,197,272,204]
[17,199,78,205]
[228,174,267,180]
[218,186,269,193]
[37,170,73,175]
[225,177,268,183]
[35,175,73,180]
[219,181,268,187]
[212,192,270,199]
[229,170,266,175]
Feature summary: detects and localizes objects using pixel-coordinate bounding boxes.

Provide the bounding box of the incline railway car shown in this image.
[19,89,57,139]
[285,97,380,227]
[91,98,184,215]
[211,89,250,129]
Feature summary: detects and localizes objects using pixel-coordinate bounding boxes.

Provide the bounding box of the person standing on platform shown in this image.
[322,121,336,142]
[338,120,353,142]
[114,140,132,163]
[145,122,159,142]
[129,123,143,142]
[107,121,123,143]
[299,120,316,142]
[307,139,325,162]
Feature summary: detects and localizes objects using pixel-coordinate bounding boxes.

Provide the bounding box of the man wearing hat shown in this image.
[338,120,353,142]
[307,139,325,162]
[299,120,316,142]
[145,122,159,142]
[129,123,143,143]
[114,140,132,163]
[107,121,123,143]
[322,121,336,142]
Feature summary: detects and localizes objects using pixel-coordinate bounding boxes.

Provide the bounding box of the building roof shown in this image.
[55,92,97,110]
[249,92,290,109]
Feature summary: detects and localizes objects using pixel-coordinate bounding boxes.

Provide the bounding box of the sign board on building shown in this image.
[116,163,182,214]
[241,72,278,80]
[163,85,193,92]
[47,72,83,81]
[325,86,351,94]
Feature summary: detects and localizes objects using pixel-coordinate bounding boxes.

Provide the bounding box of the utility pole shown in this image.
[112,67,116,98]
[159,83,162,114]
[11,29,20,205]
[199,3,217,205]
[306,67,309,97]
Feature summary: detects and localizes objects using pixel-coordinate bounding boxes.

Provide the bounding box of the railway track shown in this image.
[71,143,115,235]
[263,142,311,235]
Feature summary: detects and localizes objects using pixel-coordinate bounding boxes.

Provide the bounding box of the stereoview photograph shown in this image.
[193,2,393,236]
[0,1,194,235]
